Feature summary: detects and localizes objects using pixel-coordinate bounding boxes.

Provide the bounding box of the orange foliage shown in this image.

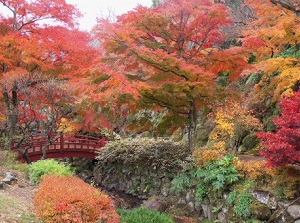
[234,160,270,181]
[34,175,120,223]
[243,0,300,58]
[193,148,227,167]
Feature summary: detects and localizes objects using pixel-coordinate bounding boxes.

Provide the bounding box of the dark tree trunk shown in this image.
[3,83,19,150]
[188,106,197,152]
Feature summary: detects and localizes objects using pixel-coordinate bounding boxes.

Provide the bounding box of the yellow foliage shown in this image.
[58,118,79,133]
[209,100,262,151]
[193,148,227,167]
[237,160,270,181]
[266,166,300,199]
[249,58,300,103]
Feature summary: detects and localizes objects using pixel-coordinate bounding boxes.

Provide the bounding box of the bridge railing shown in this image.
[10,134,106,159]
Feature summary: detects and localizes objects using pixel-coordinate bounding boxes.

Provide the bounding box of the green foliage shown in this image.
[170,172,191,194]
[233,192,252,218]
[195,155,240,191]
[276,46,300,58]
[28,159,72,184]
[226,191,237,206]
[117,207,174,223]
[96,138,190,171]
[172,155,241,203]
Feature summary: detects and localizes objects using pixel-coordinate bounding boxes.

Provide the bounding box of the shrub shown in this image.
[28,159,72,184]
[193,148,226,167]
[34,175,120,223]
[172,155,241,203]
[96,138,190,171]
[117,207,174,223]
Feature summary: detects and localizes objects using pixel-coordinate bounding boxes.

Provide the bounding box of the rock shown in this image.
[287,205,300,219]
[294,219,300,223]
[185,191,194,203]
[1,172,16,185]
[252,190,270,204]
[268,210,295,223]
[187,202,195,212]
[0,181,4,189]
[142,196,168,212]
[268,197,278,210]
[77,170,93,182]
[207,205,218,222]
[201,204,209,218]
[217,212,226,223]
[250,203,272,221]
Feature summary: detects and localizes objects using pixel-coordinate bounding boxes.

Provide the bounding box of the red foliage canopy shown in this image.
[257,90,300,167]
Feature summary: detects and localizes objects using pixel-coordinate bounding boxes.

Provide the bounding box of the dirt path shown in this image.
[0,167,38,222]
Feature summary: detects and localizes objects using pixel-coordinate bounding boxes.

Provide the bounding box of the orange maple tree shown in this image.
[92,0,251,150]
[0,0,96,150]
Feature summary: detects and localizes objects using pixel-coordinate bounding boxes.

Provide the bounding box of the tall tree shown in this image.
[0,0,96,149]
[93,0,250,150]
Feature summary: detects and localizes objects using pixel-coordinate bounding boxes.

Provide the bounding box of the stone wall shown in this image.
[92,138,300,222]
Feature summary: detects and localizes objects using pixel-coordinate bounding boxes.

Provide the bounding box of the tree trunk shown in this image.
[188,107,197,152]
[2,84,19,150]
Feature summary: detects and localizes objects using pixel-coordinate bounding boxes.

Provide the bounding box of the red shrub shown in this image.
[34,175,120,223]
[257,90,300,167]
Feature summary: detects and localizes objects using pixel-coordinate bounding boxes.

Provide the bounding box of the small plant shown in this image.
[171,155,241,203]
[28,159,72,184]
[226,191,237,206]
[117,207,174,223]
[233,192,252,218]
[34,175,120,223]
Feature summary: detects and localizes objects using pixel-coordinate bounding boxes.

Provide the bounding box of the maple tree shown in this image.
[0,75,75,162]
[93,0,250,150]
[257,90,300,167]
[0,0,96,150]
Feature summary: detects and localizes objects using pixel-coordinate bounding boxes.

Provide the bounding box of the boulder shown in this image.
[252,190,270,204]
[268,210,295,223]
[250,203,272,221]
[287,205,300,219]
[142,196,169,212]
[1,172,16,185]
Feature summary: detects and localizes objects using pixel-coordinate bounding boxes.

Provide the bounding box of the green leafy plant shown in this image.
[233,192,252,218]
[117,207,174,223]
[28,159,72,184]
[171,155,241,204]
[170,172,191,194]
[226,191,237,206]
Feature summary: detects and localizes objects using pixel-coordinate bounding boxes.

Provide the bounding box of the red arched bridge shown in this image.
[11,134,106,162]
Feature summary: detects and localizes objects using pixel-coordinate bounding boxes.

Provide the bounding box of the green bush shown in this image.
[28,159,72,184]
[117,208,174,223]
[171,155,241,203]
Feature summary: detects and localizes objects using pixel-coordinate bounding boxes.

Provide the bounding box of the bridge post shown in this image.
[60,134,64,150]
